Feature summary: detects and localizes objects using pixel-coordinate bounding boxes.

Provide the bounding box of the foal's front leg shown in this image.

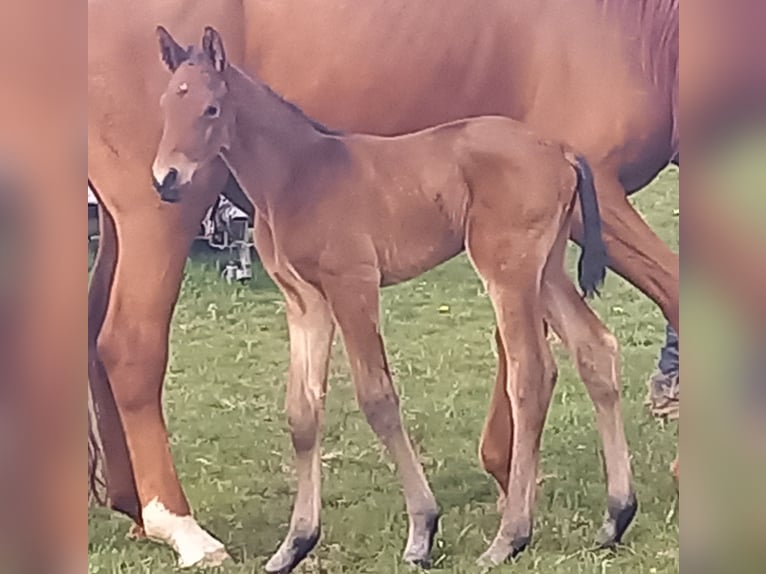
[266,290,335,574]
[324,276,440,567]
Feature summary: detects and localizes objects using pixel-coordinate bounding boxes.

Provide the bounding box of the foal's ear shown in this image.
[202,26,227,73]
[156,26,189,72]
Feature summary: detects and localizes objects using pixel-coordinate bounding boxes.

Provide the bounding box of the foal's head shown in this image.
[152,26,232,203]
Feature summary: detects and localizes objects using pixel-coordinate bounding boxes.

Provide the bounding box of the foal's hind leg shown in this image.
[479,327,513,505]
[266,285,335,574]
[542,273,636,546]
[477,281,557,567]
[323,275,440,567]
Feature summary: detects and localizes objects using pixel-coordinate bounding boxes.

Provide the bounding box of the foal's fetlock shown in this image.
[596,492,638,547]
[265,525,321,574]
[476,528,533,568]
[403,508,441,568]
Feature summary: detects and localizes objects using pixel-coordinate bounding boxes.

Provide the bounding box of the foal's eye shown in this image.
[204,105,220,118]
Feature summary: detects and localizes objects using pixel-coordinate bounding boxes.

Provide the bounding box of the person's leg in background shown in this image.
[647,323,680,419]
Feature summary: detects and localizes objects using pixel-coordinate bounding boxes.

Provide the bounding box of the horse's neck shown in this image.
[228,66,323,149]
[223,67,327,215]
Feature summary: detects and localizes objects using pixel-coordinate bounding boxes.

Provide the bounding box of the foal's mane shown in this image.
[603,0,679,154]
[258,81,343,136]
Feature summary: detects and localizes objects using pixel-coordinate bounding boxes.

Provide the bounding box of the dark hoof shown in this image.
[405,556,432,570]
[476,533,531,568]
[403,511,440,569]
[511,535,531,555]
[597,493,638,547]
[264,527,321,574]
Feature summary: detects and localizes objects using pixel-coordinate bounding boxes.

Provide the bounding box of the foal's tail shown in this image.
[566,153,608,297]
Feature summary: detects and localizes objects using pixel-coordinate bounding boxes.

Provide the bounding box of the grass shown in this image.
[88,167,679,573]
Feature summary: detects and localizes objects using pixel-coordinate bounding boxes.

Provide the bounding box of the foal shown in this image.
[151,27,635,571]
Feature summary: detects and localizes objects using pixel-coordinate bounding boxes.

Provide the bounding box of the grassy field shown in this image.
[88,167,679,573]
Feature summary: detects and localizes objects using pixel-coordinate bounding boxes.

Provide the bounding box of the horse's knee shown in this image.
[96,318,168,413]
[575,330,620,405]
[286,397,320,453]
[506,345,557,415]
[357,382,401,438]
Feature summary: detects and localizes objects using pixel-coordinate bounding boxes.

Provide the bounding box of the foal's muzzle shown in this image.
[152,168,180,203]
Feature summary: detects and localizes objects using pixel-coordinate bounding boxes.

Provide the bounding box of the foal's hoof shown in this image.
[476,535,531,569]
[403,511,440,569]
[264,528,320,574]
[596,493,638,548]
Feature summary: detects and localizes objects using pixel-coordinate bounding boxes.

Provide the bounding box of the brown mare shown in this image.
[88,0,676,568]
[150,26,634,570]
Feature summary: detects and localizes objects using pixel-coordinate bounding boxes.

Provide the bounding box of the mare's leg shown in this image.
[571,174,679,332]
[266,286,335,574]
[323,275,439,567]
[646,324,680,419]
[87,201,140,523]
[478,327,513,506]
[91,158,229,568]
[542,272,636,546]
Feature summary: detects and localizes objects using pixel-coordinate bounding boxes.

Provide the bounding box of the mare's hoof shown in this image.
[403,511,440,569]
[265,528,320,574]
[596,493,638,548]
[182,546,231,569]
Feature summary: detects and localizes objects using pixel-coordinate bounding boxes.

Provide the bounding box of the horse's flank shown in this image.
[618,0,679,154]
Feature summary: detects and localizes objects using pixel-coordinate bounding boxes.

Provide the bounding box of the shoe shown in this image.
[645,370,679,420]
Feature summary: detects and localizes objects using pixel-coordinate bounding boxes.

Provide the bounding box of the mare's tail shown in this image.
[566,154,608,297]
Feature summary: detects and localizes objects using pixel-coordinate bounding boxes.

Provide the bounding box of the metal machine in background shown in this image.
[87,188,254,283]
[201,194,253,283]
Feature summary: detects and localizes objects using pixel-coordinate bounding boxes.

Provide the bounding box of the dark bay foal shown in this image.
[151,26,635,571]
